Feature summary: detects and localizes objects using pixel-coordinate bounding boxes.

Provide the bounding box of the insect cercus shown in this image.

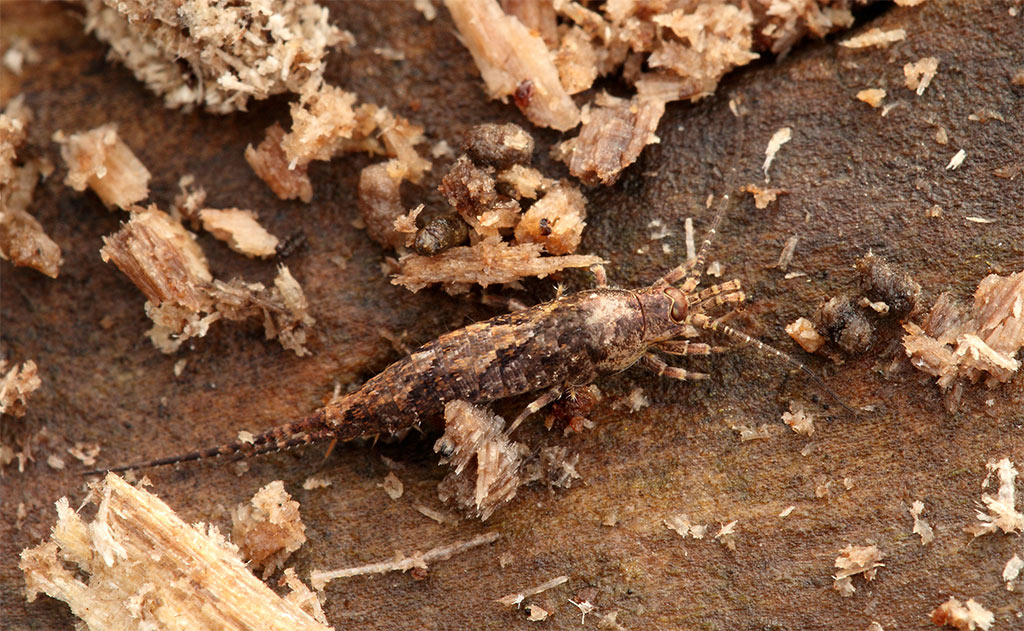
[92,192,854,475]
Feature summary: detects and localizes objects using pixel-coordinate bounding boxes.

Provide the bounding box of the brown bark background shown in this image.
[2,1,1022,629]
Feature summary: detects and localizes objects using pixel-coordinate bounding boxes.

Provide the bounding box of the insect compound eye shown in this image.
[664,287,689,322]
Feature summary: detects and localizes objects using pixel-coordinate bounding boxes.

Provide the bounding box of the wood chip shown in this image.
[20,474,332,631]
[905,57,940,95]
[856,88,886,107]
[57,124,150,210]
[840,28,906,49]
[231,480,307,579]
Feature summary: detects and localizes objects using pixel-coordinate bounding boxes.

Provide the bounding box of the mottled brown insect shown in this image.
[93,193,854,474]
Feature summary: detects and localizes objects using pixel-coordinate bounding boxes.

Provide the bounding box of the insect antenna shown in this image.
[83,411,334,475]
[689,313,859,416]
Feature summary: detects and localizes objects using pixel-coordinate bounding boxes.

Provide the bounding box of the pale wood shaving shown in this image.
[497,574,569,608]
[833,544,884,597]
[245,123,313,203]
[435,400,526,520]
[1003,554,1022,590]
[447,0,865,185]
[930,597,994,631]
[786,317,825,353]
[393,236,604,293]
[57,123,150,210]
[200,208,280,258]
[946,149,966,170]
[905,57,940,95]
[445,0,580,131]
[909,500,935,544]
[840,28,906,49]
[101,207,315,355]
[763,127,792,182]
[0,359,41,418]
[741,183,786,209]
[781,401,814,436]
[310,531,498,589]
[231,480,307,579]
[526,604,549,621]
[380,472,404,500]
[302,476,332,490]
[0,97,62,277]
[514,182,587,255]
[19,474,333,631]
[281,568,329,625]
[965,457,1024,538]
[856,88,886,107]
[903,270,1024,398]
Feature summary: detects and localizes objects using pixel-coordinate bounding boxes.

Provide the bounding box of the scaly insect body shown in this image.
[95,194,852,474]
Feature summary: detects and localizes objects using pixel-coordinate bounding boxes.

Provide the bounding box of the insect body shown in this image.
[94,194,853,474]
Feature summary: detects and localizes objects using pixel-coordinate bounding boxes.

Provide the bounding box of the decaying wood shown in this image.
[19,474,333,631]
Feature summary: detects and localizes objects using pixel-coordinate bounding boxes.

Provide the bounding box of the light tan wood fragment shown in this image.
[20,474,333,631]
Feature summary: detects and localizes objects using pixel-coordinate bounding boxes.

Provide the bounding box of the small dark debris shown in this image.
[856,253,921,319]
[414,215,470,256]
[817,294,873,354]
[462,122,534,170]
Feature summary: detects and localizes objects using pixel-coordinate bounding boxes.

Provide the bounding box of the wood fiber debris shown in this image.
[390,123,602,292]
[100,206,315,355]
[903,269,1024,400]
[231,480,307,579]
[0,97,61,277]
[447,0,869,184]
[833,544,884,597]
[20,474,333,631]
[80,0,347,113]
[0,359,40,418]
[55,124,150,210]
[247,81,430,203]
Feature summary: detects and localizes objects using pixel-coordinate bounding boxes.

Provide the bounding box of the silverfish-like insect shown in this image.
[92,192,855,474]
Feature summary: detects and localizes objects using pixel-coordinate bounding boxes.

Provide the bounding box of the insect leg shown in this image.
[591,264,608,288]
[642,353,710,381]
[655,193,736,289]
[652,340,712,356]
[505,385,564,435]
[689,313,859,415]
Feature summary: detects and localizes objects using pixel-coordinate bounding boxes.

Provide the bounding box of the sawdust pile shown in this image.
[81,0,348,113]
[390,123,603,292]
[20,474,333,631]
[446,0,868,185]
[231,480,307,579]
[100,205,315,355]
[903,269,1024,407]
[0,359,41,418]
[0,97,61,278]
